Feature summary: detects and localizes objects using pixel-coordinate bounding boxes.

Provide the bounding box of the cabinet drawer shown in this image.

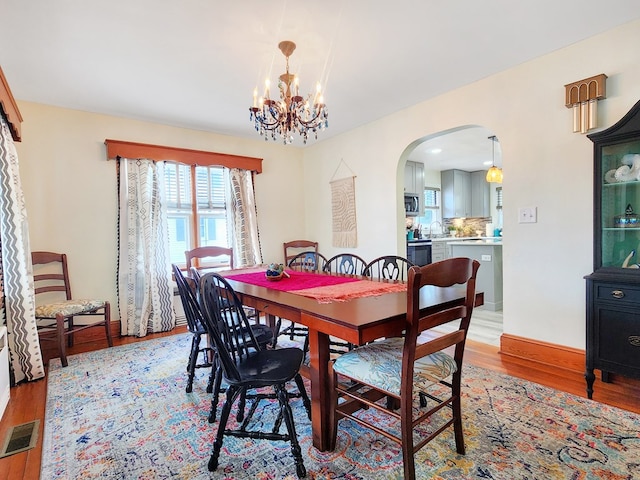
[596,306,640,369]
[594,283,640,305]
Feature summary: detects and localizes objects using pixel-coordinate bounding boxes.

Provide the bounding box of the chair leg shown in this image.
[452,374,465,455]
[56,315,68,368]
[208,386,240,472]
[400,403,416,480]
[206,354,217,394]
[186,334,200,393]
[276,385,306,479]
[293,374,311,420]
[209,365,223,423]
[67,316,74,347]
[327,363,339,451]
[104,302,113,347]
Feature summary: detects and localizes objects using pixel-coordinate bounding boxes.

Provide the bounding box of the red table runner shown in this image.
[226,270,407,303]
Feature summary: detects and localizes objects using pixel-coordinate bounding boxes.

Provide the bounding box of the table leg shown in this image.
[306,326,330,451]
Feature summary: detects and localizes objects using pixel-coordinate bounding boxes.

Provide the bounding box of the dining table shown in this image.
[220,267,484,452]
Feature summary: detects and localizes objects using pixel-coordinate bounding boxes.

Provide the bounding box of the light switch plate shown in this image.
[518,207,537,223]
[481,254,492,261]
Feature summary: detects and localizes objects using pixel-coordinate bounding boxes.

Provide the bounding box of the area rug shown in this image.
[41,333,640,479]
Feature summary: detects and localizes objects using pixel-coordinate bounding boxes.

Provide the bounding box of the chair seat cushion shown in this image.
[332,337,457,396]
[35,299,105,318]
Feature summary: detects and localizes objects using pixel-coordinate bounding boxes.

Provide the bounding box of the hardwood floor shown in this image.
[1,327,639,480]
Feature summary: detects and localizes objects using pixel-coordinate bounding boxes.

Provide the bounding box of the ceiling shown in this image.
[2,1,640,167]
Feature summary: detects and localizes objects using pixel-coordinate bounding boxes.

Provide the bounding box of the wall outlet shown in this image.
[481,254,492,261]
[518,207,537,223]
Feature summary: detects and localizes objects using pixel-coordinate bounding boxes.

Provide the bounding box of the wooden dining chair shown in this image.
[32,251,112,367]
[328,257,480,480]
[185,246,233,277]
[323,253,368,275]
[363,255,415,281]
[283,240,318,267]
[198,272,311,478]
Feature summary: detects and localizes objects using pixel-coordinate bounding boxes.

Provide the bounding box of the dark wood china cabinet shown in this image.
[585,99,640,399]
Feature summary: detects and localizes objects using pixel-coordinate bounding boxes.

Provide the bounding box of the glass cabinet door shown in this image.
[600,140,640,269]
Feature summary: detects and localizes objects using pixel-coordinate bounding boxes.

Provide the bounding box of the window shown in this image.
[165,162,229,266]
[416,187,442,227]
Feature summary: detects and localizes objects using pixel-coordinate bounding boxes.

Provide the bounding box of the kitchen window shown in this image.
[421,187,442,225]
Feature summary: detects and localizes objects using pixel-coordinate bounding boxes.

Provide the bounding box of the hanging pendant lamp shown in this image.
[486,135,503,183]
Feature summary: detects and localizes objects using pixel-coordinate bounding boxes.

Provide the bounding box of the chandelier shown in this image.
[249,41,328,144]
[485,135,503,183]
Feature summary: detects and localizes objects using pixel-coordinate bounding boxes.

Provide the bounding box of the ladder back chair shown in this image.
[198,272,311,478]
[328,257,480,480]
[32,251,112,367]
[185,246,233,278]
[283,240,318,268]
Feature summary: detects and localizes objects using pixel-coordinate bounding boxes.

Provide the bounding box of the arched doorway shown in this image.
[399,125,503,345]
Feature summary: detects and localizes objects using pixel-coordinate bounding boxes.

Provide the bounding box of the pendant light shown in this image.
[486,135,503,183]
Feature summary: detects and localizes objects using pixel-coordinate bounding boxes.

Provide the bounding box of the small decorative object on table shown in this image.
[265,263,288,281]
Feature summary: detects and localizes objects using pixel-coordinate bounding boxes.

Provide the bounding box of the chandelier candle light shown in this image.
[250,41,328,144]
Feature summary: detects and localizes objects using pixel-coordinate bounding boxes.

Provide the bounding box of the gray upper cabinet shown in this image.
[441,169,489,218]
[470,170,490,217]
[405,160,425,212]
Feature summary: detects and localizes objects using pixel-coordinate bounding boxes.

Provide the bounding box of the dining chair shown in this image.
[363,255,415,281]
[283,240,319,268]
[323,253,368,275]
[172,264,216,394]
[185,246,233,277]
[327,257,480,480]
[273,251,329,351]
[198,272,311,478]
[174,265,274,422]
[31,251,113,367]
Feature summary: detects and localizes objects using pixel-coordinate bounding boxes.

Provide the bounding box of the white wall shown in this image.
[14,103,306,311]
[302,19,640,350]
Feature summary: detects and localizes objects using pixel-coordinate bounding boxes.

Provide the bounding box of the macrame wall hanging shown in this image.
[329,159,357,248]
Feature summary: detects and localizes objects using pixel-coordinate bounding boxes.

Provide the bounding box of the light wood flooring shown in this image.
[1,324,639,480]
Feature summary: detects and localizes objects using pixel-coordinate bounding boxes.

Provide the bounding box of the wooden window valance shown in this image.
[104,139,262,173]
[0,66,23,142]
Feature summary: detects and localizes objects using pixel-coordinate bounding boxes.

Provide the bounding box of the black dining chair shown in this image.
[363,255,415,281]
[198,272,311,478]
[323,253,368,275]
[172,263,215,394]
[174,264,274,423]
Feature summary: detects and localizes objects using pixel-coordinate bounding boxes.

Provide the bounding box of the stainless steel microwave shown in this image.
[404,193,420,216]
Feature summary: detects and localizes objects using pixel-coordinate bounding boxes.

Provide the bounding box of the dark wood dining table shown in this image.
[221,268,483,452]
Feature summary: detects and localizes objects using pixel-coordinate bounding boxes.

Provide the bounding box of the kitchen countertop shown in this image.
[448,238,503,246]
[408,236,502,243]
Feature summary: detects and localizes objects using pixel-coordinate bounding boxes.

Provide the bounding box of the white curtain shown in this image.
[0,116,44,383]
[228,168,262,267]
[118,158,175,336]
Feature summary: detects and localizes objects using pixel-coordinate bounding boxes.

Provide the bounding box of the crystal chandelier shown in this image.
[249,41,328,144]
[486,135,503,183]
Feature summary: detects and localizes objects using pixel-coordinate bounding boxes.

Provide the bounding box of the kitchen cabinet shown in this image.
[405,160,424,195]
[450,241,503,311]
[441,169,470,217]
[405,160,424,214]
[441,169,489,218]
[470,170,490,217]
[584,98,640,399]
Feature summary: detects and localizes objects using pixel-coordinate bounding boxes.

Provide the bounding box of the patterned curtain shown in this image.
[0,116,44,383]
[117,158,175,336]
[228,168,262,267]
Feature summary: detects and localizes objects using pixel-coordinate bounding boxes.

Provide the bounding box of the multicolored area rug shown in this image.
[42,333,640,479]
